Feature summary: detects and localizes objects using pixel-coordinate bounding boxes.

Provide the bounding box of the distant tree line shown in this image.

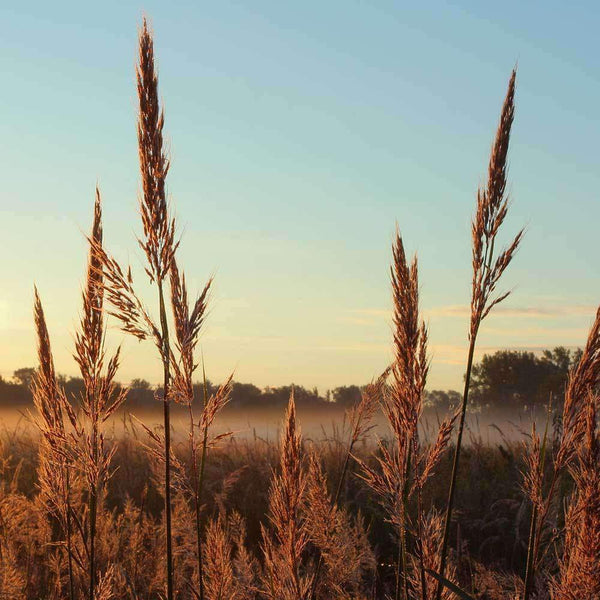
[0,370,332,411]
[0,346,581,413]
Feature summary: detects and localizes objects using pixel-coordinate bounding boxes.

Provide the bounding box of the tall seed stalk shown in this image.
[435,69,524,600]
[31,290,77,600]
[260,391,310,600]
[551,392,600,599]
[359,231,456,600]
[522,419,546,600]
[137,21,178,598]
[521,307,600,599]
[75,189,126,600]
[94,20,232,599]
[93,19,178,599]
[309,368,389,600]
[169,259,231,598]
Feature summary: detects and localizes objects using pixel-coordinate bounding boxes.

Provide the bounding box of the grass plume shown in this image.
[435,68,523,600]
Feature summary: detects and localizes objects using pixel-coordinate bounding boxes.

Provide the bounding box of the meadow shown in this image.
[0,18,598,600]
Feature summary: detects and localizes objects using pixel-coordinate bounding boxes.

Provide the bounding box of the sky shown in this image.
[1,1,599,392]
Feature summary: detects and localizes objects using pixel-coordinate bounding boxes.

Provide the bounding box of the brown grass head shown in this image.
[32,288,59,418]
[470,69,524,339]
[275,391,304,524]
[552,392,600,599]
[348,366,390,446]
[136,18,177,283]
[411,510,456,600]
[92,240,162,346]
[200,374,234,436]
[521,422,543,511]
[74,187,105,385]
[31,288,75,443]
[558,307,600,462]
[415,410,458,492]
[169,258,212,404]
[387,230,428,443]
[305,454,375,599]
[260,391,310,600]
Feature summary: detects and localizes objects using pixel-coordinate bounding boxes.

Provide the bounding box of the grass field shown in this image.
[0,420,565,599]
[1,17,598,600]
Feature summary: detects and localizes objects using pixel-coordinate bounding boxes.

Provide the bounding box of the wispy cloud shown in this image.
[430,342,585,366]
[483,326,589,338]
[318,342,389,353]
[343,304,597,326]
[425,304,597,319]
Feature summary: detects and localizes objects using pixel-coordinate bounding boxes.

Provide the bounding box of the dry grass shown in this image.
[0,16,598,600]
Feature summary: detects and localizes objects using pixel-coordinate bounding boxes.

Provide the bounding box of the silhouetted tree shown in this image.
[331,385,362,408]
[470,346,580,411]
[126,378,155,408]
[230,382,262,408]
[425,390,461,412]
[12,367,36,388]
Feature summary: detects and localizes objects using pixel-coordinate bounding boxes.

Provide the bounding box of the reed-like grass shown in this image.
[435,68,524,600]
[1,16,597,600]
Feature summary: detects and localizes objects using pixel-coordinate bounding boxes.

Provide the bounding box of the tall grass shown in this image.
[435,68,524,600]
[31,289,76,600]
[0,16,597,600]
[92,19,230,599]
[359,232,456,600]
[74,189,127,600]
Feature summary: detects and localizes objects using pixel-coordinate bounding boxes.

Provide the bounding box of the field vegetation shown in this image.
[0,18,598,600]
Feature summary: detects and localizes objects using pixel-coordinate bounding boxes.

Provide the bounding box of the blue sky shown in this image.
[1,1,599,391]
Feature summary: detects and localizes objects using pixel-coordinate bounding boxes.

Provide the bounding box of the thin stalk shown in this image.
[395,535,404,600]
[401,447,412,600]
[158,280,174,600]
[414,436,427,600]
[333,445,353,506]
[188,402,203,599]
[394,445,412,600]
[89,485,97,600]
[417,518,427,600]
[196,433,208,598]
[89,396,99,600]
[523,405,550,600]
[523,507,538,600]
[309,421,357,599]
[196,361,210,600]
[65,468,75,600]
[435,333,477,600]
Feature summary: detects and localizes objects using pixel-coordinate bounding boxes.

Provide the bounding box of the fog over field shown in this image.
[0,403,545,447]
